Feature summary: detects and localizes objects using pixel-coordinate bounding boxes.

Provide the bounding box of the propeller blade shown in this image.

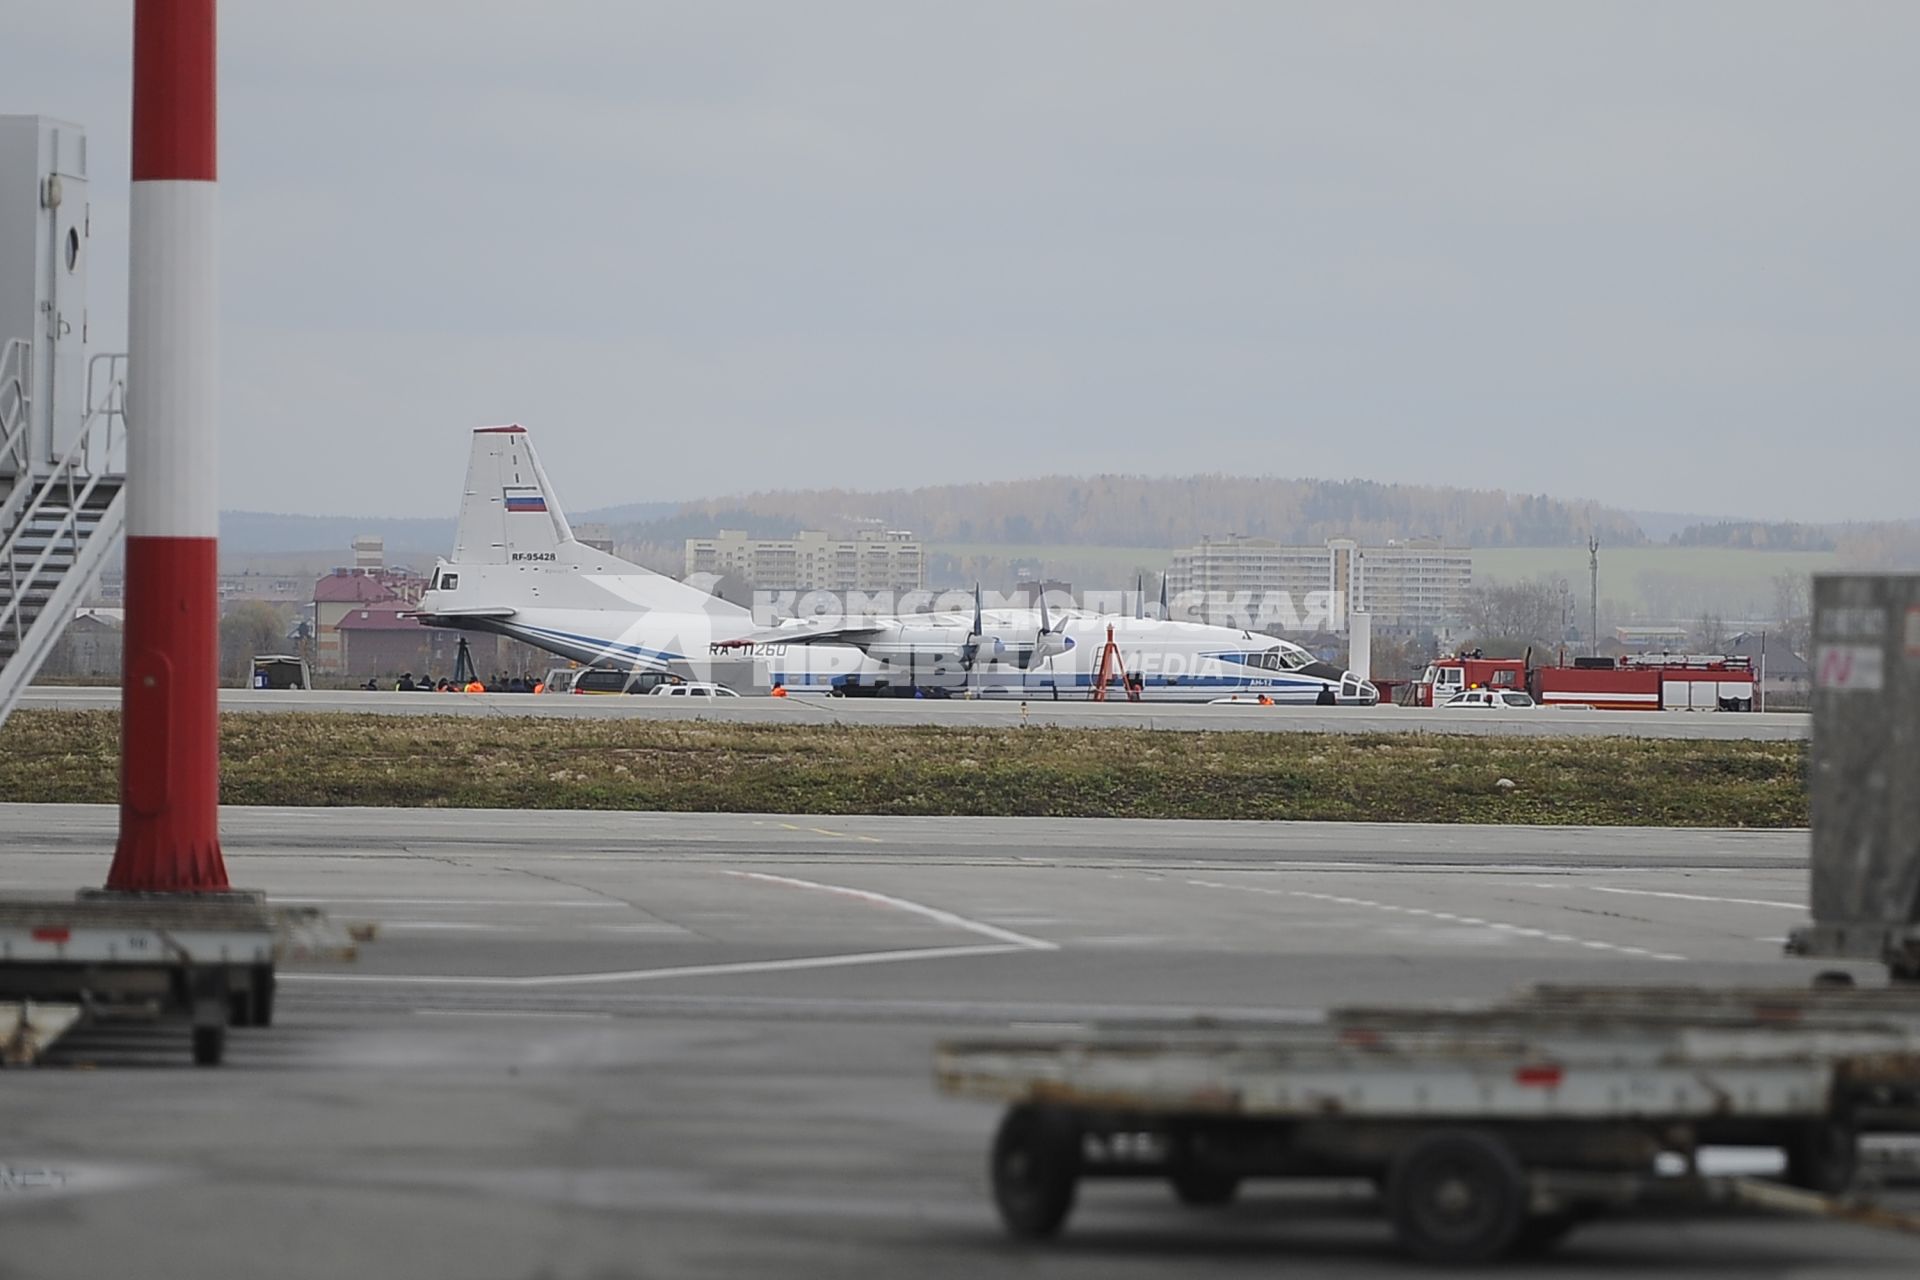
[1038,588,1052,636]
[1135,574,1144,620]
[1158,573,1169,620]
[962,583,985,670]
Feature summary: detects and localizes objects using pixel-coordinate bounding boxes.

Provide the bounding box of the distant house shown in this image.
[1614,625,1691,653]
[334,600,452,678]
[1726,631,1811,699]
[42,607,124,678]
[312,568,427,674]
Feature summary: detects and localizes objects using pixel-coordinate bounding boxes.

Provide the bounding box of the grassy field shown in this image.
[0,711,1805,827]
[1471,546,1832,617]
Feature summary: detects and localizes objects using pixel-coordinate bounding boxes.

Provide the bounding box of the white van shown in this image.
[649,682,740,698]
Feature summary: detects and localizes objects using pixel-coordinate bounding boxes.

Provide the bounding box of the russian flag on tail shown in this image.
[504,487,547,513]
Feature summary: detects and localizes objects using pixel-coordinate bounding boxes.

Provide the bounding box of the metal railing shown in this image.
[0,433,119,645]
[0,338,30,480]
[0,354,129,725]
[0,352,123,550]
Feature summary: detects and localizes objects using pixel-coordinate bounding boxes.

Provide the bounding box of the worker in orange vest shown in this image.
[464,677,485,693]
[531,680,544,694]
[770,684,788,698]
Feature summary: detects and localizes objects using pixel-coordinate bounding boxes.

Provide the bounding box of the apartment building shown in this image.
[684,529,924,593]
[1169,535,1471,631]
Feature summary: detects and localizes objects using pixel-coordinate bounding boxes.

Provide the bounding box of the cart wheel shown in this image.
[1785,1120,1857,1194]
[1387,1129,1527,1264]
[1169,1167,1241,1207]
[192,1025,226,1067]
[990,1105,1079,1240]
[251,965,276,1028]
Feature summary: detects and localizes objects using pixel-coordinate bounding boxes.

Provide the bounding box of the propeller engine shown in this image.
[1005,589,1070,670]
[867,586,1003,672]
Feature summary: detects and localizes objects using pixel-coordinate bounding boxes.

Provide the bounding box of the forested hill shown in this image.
[636,475,1648,549]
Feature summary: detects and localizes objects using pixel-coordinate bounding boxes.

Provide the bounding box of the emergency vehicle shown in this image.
[1412,652,1757,711]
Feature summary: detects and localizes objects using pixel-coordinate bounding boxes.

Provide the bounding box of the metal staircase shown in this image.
[0,340,128,726]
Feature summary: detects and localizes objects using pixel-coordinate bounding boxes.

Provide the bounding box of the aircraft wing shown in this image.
[409,606,518,620]
[714,624,888,650]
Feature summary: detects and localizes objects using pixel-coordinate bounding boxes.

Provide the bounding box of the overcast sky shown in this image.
[9,2,1917,523]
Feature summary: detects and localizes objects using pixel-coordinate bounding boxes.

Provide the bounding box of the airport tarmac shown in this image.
[18,684,1811,739]
[2,804,1907,1280]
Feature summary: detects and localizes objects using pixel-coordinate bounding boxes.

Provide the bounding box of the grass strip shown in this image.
[0,710,1805,826]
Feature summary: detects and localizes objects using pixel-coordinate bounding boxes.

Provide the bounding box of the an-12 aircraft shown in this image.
[412,426,1377,704]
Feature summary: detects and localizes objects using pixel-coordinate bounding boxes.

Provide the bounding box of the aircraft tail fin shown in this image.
[453,424,583,565]
[441,425,752,622]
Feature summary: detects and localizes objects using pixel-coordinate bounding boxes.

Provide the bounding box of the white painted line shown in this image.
[412,1009,614,1021]
[725,871,1059,951]
[590,923,692,934]
[280,943,1028,988]
[271,897,625,908]
[1176,875,1690,963]
[378,921,527,932]
[1590,887,1802,911]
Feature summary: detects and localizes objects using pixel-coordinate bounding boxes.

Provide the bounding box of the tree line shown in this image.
[609,474,1649,550]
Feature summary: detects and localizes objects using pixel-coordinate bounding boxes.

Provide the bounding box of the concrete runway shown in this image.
[2,804,1907,1280]
[19,684,1811,739]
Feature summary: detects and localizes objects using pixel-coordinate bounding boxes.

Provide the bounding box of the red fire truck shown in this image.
[1412,652,1757,711]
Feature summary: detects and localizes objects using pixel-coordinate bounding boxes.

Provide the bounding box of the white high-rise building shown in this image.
[684,529,924,593]
[1169,536,1471,632]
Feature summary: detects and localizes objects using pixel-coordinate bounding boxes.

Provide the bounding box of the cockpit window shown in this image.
[440,573,458,591]
[1243,648,1314,671]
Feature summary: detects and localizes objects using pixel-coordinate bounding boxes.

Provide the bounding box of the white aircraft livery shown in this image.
[412,426,1378,704]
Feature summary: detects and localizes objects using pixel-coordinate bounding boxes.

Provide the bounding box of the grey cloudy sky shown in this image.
[10,2,1918,523]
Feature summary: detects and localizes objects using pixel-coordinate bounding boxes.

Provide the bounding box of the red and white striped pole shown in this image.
[105,0,230,892]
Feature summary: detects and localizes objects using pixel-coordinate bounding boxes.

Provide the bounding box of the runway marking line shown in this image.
[1181,878,1688,963]
[1588,886,1802,911]
[412,1009,615,1021]
[271,898,626,908]
[376,921,529,932]
[282,870,1057,988]
[724,870,1059,952]
[281,943,1028,988]
[776,821,884,844]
